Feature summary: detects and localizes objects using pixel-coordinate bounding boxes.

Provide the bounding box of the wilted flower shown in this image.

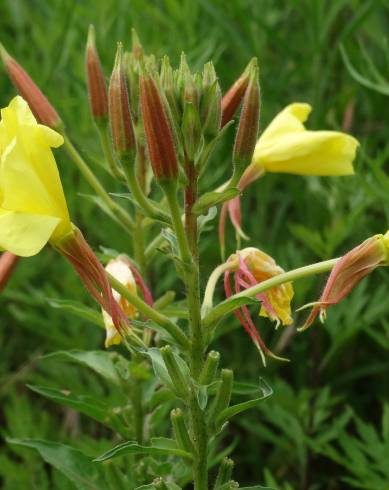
[0,96,128,335]
[103,255,154,347]
[220,103,359,253]
[300,232,389,330]
[224,247,293,364]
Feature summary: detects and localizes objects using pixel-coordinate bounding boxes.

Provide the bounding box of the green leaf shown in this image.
[46,298,104,327]
[239,486,276,490]
[94,438,192,462]
[193,188,239,215]
[27,385,109,424]
[216,378,273,429]
[42,350,124,385]
[7,438,109,490]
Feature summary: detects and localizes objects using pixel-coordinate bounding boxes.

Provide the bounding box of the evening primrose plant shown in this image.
[0,28,386,490]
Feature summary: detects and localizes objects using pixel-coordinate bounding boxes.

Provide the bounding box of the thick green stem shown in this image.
[61,134,134,233]
[162,175,208,489]
[203,258,339,330]
[108,273,189,349]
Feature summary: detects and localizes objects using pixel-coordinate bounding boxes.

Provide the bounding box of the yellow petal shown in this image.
[252,102,358,176]
[0,209,60,256]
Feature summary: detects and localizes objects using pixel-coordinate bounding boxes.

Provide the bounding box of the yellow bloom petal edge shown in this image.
[0,96,72,256]
[250,102,359,176]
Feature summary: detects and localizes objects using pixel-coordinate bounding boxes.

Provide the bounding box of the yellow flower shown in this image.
[103,257,138,347]
[0,96,71,256]
[250,102,359,176]
[238,247,294,326]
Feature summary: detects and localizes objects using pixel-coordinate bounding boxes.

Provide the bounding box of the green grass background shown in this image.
[0,0,388,488]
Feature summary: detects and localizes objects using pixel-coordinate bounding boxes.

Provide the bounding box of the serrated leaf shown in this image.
[216,378,273,429]
[94,439,192,462]
[7,439,109,490]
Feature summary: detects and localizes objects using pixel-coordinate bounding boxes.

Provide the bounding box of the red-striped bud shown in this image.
[85,25,108,122]
[0,44,61,128]
[0,252,19,291]
[221,58,256,127]
[108,44,136,158]
[233,62,260,170]
[140,74,178,181]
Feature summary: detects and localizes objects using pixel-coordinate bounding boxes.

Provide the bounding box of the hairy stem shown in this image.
[163,174,208,489]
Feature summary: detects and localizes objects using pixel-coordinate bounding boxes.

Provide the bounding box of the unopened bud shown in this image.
[131,28,144,60]
[152,478,169,490]
[208,369,233,427]
[221,58,256,127]
[171,408,195,453]
[109,44,136,158]
[182,101,202,160]
[160,55,181,123]
[201,64,222,138]
[0,252,19,291]
[213,457,234,488]
[140,73,178,181]
[199,350,220,385]
[0,44,61,128]
[160,345,190,399]
[233,63,260,171]
[85,26,108,122]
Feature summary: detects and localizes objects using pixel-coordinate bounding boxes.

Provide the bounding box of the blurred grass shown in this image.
[0,0,388,488]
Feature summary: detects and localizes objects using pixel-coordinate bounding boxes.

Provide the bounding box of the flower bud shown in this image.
[199,350,220,385]
[208,369,233,426]
[233,63,260,171]
[108,43,136,159]
[200,62,222,137]
[160,345,190,399]
[182,101,202,160]
[221,58,256,127]
[0,252,19,291]
[85,25,108,122]
[160,55,181,124]
[170,408,195,453]
[0,44,61,128]
[131,28,144,60]
[214,457,235,488]
[140,73,179,181]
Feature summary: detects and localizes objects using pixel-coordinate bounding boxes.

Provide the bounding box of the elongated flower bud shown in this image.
[0,44,61,128]
[160,345,189,398]
[0,252,19,291]
[109,44,136,158]
[214,458,235,488]
[140,74,178,181]
[233,63,260,170]
[170,408,195,453]
[221,59,255,127]
[85,25,108,122]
